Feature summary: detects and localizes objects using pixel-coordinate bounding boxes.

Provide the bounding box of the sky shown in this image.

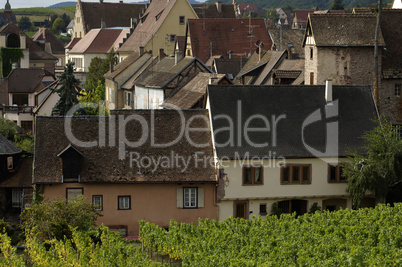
[6,0,148,9]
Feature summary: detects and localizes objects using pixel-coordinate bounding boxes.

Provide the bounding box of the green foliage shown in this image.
[0,48,24,78]
[265,7,279,22]
[309,202,322,213]
[51,17,65,34]
[0,117,17,141]
[17,16,32,32]
[14,133,34,153]
[140,204,402,265]
[21,196,101,241]
[0,233,25,266]
[281,5,294,13]
[85,50,117,93]
[343,117,402,208]
[270,202,283,216]
[79,82,108,115]
[51,61,81,116]
[330,0,345,9]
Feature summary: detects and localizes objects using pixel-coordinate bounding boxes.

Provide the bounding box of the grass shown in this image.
[0,7,75,18]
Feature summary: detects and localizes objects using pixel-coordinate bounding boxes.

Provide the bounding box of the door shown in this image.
[234,201,249,219]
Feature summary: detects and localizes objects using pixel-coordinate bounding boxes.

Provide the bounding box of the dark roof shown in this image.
[269,28,305,58]
[304,14,385,47]
[208,85,377,159]
[294,10,314,26]
[187,18,272,63]
[65,38,81,49]
[0,12,17,25]
[192,3,237,18]
[32,28,65,55]
[7,69,55,93]
[176,36,186,53]
[0,134,21,155]
[381,9,402,72]
[33,110,216,184]
[0,157,32,188]
[214,58,242,79]
[80,1,147,33]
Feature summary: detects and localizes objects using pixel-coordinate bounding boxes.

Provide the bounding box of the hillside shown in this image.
[206,0,393,10]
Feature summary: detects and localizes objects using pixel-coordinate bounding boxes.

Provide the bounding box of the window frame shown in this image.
[327,164,347,183]
[259,203,267,216]
[395,83,401,97]
[118,195,131,210]
[179,16,185,25]
[170,34,176,42]
[92,195,103,211]
[242,166,264,185]
[280,164,312,184]
[183,187,198,209]
[66,188,83,201]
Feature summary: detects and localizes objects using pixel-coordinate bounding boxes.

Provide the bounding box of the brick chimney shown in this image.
[216,2,222,13]
[159,48,165,61]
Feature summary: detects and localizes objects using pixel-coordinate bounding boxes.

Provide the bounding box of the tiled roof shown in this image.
[305,14,385,47]
[0,12,17,25]
[69,28,130,54]
[214,58,243,78]
[188,18,272,63]
[33,110,216,184]
[32,28,65,55]
[0,134,21,155]
[161,73,226,109]
[238,4,258,12]
[176,36,186,52]
[80,1,147,32]
[381,9,402,72]
[0,157,32,187]
[253,50,287,85]
[192,3,236,18]
[294,9,314,26]
[118,0,177,53]
[7,69,55,93]
[65,38,81,49]
[104,52,142,79]
[269,28,305,58]
[208,85,378,159]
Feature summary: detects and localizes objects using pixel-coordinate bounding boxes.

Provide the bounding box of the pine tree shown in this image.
[51,61,81,116]
[330,0,344,10]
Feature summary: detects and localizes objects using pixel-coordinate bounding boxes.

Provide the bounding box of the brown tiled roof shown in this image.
[104,52,142,79]
[236,50,277,78]
[238,4,258,12]
[253,50,287,85]
[7,69,55,93]
[69,28,130,54]
[188,18,272,63]
[33,110,216,184]
[192,3,236,18]
[381,9,402,72]
[65,38,81,49]
[305,14,385,47]
[294,9,314,26]
[161,73,226,109]
[0,157,32,188]
[80,1,147,32]
[269,28,305,58]
[352,8,375,14]
[118,0,177,53]
[176,36,186,52]
[213,58,243,78]
[32,28,65,55]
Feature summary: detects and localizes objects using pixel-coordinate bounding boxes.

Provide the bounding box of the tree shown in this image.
[52,17,65,34]
[330,0,345,10]
[51,61,81,116]
[0,118,17,141]
[343,117,402,208]
[281,5,294,13]
[265,7,279,23]
[21,196,101,241]
[17,16,32,32]
[85,49,117,93]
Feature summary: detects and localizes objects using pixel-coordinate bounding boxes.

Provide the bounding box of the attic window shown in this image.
[6,33,20,48]
[155,10,164,21]
[141,13,149,23]
[58,145,83,182]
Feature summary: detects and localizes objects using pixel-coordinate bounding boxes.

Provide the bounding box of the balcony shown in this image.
[1,105,34,114]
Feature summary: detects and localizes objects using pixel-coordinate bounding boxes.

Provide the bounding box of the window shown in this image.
[118,196,131,210]
[71,57,82,68]
[183,188,197,208]
[21,121,33,133]
[56,58,62,67]
[179,16,185,25]
[310,47,313,59]
[12,188,23,208]
[92,195,103,211]
[281,165,311,184]
[328,164,347,183]
[124,92,132,106]
[395,84,401,97]
[13,94,28,105]
[243,166,263,185]
[66,188,83,201]
[310,72,314,85]
[7,156,13,170]
[234,201,248,219]
[259,203,267,216]
[170,34,176,42]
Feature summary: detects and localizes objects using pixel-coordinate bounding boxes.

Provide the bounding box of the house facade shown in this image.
[207,84,377,220]
[33,110,218,235]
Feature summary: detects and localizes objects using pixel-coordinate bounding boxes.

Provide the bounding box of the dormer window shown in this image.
[58,144,83,182]
[155,10,164,21]
[6,33,20,48]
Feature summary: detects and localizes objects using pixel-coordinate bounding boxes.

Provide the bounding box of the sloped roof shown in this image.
[0,157,32,187]
[33,110,216,184]
[69,28,130,54]
[208,85,378,159]
[65,38,81,49]
[161,72,226,109]
[104,52,142,79]
[7,69,55,93]
[192,3,236,18]
[0,134,21,155]
[80,1,147,32]
[253,50,287,85]
[269,28,305,58]
[381,9,402,72]
[188,18,272,63]
[118,0,177,53]
[214,58,243,78]
[294,9,314,25]
[304,14,385,47]
[0,11,17,25]
[238,4,258,12]
[32,28,65,55]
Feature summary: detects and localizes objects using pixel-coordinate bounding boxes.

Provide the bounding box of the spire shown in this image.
[5,0,12,23]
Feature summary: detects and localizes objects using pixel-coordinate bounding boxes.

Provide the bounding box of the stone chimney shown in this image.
[216,2,222,13]
[175,50,183,65]
[325,79,333,102]
[139,46,145,56]
[159,48,165,61]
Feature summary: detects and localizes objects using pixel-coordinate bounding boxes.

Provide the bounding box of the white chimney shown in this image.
[325,79,332,102]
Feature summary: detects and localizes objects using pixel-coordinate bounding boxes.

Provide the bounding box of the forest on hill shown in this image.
[206,0,393,10]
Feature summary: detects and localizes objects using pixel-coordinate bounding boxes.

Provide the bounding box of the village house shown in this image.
[292,9,313,29]
[206,83,377,219]
[392,0,402,8]
[33,109,218,235]
[117,0,198,59]
[192,1,239,18]
[72,0,147,39]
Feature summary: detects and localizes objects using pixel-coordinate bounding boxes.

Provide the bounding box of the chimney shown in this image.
[99,0,103,3]
[228,50,232,59]
[216,2,222,13]
[209,73,218,84]
[325,79,333,102]
[139,46,144,56]
[119,0,123,3]
[159,48,165,61]
[175,50,183,65]
[130,18,138,29]
[101,19,106,28]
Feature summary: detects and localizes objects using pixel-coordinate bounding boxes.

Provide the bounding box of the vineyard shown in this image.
[140,204,402,266]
